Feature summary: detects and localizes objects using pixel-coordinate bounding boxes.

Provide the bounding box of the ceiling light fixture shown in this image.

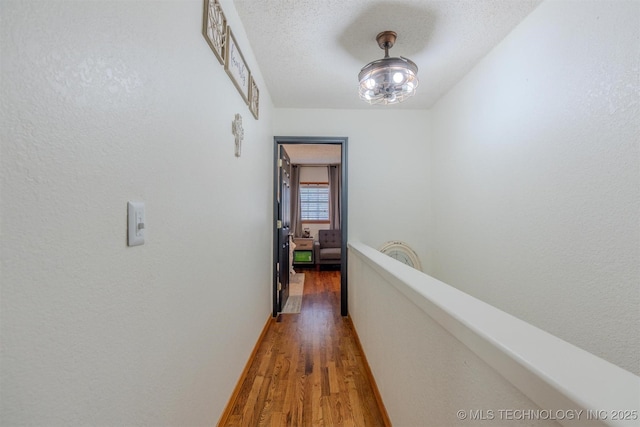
[358,31,419,105]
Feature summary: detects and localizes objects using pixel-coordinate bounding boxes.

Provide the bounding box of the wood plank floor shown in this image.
[220,270,389,427]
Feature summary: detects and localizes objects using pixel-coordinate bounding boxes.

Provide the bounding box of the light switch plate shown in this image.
[127,201,145,246]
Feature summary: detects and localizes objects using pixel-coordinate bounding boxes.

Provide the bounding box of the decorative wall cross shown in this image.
[232,113,244,157]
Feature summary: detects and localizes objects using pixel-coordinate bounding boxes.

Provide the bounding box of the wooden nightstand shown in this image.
[293,238,314,250]
[293,238,315,265]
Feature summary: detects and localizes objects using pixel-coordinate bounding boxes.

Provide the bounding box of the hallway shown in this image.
[219,270,389,426]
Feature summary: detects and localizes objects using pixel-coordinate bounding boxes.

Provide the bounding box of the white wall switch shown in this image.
[127,201,145,246]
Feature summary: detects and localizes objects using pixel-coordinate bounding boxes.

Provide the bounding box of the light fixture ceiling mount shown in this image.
[358,31,419,105]
[376,30,398,52]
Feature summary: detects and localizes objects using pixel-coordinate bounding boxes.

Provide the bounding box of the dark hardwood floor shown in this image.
[220,269,389,427]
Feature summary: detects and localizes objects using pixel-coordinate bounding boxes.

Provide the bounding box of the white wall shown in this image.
[274,109,433,272]
[299,166,329,182]
[430,0,639,375]
[349,245,560,427]
[0,1,273,425]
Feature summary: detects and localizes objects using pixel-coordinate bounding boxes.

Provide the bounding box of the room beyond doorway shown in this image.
[272,136,348,318]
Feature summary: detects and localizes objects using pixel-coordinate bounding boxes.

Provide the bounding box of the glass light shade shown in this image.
[358,56,419,105]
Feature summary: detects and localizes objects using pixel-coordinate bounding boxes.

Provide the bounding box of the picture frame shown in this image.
[225,26,250,104]
[249,75,259,120]
[202,0,226,65]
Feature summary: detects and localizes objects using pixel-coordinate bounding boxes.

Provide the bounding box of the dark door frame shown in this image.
[272,136,349,317]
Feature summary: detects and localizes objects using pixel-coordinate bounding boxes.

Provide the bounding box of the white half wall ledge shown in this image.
[348,242,640,427]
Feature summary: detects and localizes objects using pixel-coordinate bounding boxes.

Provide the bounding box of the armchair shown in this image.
[314,229,342,268]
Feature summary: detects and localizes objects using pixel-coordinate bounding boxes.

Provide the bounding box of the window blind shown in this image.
[300,184,329,221]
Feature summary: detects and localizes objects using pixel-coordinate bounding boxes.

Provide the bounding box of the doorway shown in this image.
[272,136,348,317]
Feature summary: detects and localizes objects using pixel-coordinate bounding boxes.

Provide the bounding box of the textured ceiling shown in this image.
[282,144,342,165]
[234,0,542,109]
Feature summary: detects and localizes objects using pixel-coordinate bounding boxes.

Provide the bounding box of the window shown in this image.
[300,184,329,221]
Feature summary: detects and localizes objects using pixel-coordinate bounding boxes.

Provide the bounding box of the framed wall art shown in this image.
[202,0,226,65]
[249,75,259,120]
[225,26,250,104]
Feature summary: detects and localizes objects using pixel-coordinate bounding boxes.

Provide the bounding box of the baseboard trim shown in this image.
[217,314,275,426]
[346,316,393,427]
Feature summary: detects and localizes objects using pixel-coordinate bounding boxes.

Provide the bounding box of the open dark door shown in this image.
[276,146,292,312]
